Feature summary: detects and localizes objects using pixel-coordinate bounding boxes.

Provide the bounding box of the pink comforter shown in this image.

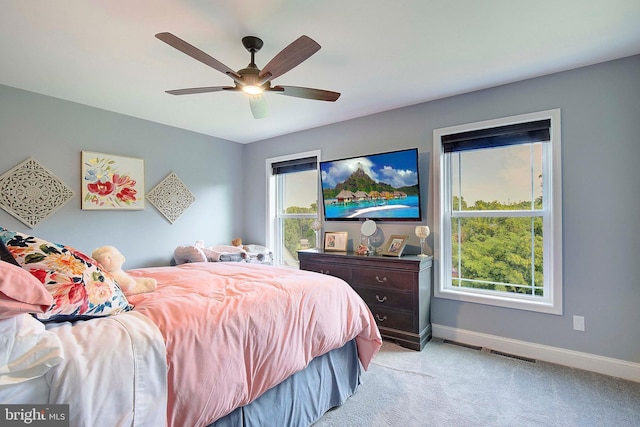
[127,262,381,427]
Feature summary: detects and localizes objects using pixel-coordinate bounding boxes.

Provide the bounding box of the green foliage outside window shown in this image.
[283,203,318,263]
[451,197,544,296]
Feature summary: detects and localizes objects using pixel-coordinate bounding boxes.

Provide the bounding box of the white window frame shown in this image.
[266,150,321,267]
[432,109,562,314]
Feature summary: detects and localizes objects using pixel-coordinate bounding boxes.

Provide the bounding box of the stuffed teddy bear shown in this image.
[232,238,254,252]
[92,246,157,296]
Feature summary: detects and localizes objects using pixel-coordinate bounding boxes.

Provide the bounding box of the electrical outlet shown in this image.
[573,315,585,331]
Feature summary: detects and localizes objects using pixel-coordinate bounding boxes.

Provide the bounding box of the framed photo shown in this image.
[324,231,348,252]
[81,151,145,210]
[381,234,409,257]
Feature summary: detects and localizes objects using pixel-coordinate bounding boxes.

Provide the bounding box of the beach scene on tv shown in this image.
[320,149,421,220]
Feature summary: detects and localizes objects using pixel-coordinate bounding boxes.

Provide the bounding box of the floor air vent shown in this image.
[443,339,482,351]
[443,340,536,363]
[490,350,536,363]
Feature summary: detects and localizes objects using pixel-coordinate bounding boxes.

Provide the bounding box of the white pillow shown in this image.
[173,245,207,265]
[244,244,270,254]
[0,314,64,386]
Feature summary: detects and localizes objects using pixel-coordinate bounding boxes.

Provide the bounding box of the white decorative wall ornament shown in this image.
[146,172,195,224]
[0,157,74,228]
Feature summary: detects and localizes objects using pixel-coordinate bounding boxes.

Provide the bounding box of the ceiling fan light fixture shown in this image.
[242,85,263,95]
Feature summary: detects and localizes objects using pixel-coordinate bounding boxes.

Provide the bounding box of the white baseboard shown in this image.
[432,323,640,382]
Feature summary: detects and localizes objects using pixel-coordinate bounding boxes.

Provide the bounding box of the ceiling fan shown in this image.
[155,32,341,119]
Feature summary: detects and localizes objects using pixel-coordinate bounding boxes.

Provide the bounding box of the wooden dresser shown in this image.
[298,249,432,351]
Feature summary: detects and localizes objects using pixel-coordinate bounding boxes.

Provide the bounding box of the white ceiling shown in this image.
[2,1,639,144]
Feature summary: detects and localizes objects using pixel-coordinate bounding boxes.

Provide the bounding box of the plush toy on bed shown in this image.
[231,238,246,250]
[92,246,157,296]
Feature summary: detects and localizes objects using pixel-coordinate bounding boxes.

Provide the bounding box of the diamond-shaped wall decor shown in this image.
[146,172,195,224]
[0,157,75,228]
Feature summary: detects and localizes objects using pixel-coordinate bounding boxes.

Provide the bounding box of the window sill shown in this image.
[435,287,562,315]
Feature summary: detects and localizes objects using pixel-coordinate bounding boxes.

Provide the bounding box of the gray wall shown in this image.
[243,55,640,364]
[1,55,638,364]
[0,84,245,268]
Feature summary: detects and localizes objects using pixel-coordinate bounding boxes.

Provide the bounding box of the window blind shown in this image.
[271,156,317,175]
[442,119,551,153]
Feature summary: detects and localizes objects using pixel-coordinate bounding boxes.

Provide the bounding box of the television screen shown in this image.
[320,148,422,221]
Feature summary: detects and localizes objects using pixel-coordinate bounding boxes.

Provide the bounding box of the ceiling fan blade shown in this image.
[270,86,341,102]
[249,95,268,119]
[156,32,241,80]
[258,35,320,82]
[165,86,234,95]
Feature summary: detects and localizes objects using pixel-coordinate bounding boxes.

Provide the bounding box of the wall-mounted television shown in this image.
[320,148,422,221]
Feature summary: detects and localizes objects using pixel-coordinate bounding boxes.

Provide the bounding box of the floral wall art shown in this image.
[81,151,144,210]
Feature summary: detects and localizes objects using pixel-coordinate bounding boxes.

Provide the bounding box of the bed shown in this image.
[0,227,382,427]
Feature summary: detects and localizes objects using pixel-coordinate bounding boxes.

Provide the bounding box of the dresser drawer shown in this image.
[352,285,413,311]
[351,267,415,291]
[369,306,414,331]
[300,261,351,282]
[298,250,433,350]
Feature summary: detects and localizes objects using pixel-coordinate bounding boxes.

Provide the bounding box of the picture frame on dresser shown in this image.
[324,231,348,251]
[381,234,408,257]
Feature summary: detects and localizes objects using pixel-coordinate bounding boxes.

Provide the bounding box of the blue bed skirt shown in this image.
[209,339,361,427]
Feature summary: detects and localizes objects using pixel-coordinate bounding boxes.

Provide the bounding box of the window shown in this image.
[266,151,320,267]
[432,110,562,314]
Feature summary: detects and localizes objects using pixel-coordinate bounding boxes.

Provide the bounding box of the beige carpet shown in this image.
[313,339,640,427]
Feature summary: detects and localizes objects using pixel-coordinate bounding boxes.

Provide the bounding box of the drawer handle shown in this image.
[375,294,387,303]
[375,314,387,322]
[375,276,387,283]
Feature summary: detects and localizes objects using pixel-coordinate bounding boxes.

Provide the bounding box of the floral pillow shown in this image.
[0,228,132,322]
[0,240,19,266]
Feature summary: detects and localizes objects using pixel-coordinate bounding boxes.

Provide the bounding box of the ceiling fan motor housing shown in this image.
[234,65,270,90]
